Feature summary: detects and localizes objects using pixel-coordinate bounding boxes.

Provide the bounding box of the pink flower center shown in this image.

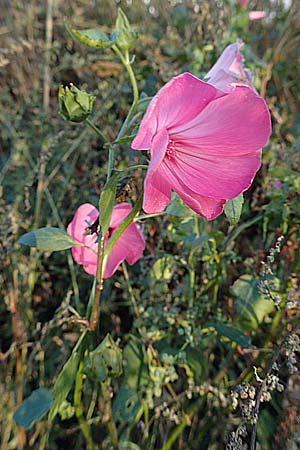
[166,139,177,159]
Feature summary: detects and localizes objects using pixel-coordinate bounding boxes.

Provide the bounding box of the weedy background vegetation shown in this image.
[0,1,299,449]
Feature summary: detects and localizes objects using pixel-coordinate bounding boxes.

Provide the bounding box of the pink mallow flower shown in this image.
[132,71,271,220]
[205,39,253,93]
[249,11,267,20]
[67,203,145,278]
[237,1,267,20]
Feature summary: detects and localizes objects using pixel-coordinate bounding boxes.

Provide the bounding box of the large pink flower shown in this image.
[67,203,145,278]
[205,40,253,93]
[131,72,271,220]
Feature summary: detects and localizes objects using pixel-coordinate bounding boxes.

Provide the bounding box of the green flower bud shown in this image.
[58,84,95,122]
[115,8,139,51]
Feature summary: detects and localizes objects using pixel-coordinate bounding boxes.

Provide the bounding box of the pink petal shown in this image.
[109,203,133,231]
[104,223,145,278]
[142,128,172,213]
[205,40,253,92]
[104,240,128,278]
[67,203,99,242]
[171,86,271,155]
[237,0,249,6]
[82,261,97,276]
[249,11,267,20]
[119,223,145,265]
[206,40,243,80]
[104,203,145,277]
[67,203,99,270]
[143,169,172,213]
[132,73,217,150]
[164,148,262,199]
[158,165,225,220]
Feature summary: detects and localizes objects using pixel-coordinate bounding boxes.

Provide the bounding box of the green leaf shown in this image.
[165,192,193,218]
[84,335,122,383]
[112,339,148,422]
[231,275,274,330]
[18,227,82,251]
[48,352,80,421]
[213,323,254,348]
[113,387,142,422]
[13,388,53,429]
[112,134,136,145]
[150,256,174,283]
[186,347,208,384]
[99,172,120,235]
[224,193,244,225]
[84,353,107,383]
[115,8,139,51]
[119,442,141,450]
[65,21,117,49]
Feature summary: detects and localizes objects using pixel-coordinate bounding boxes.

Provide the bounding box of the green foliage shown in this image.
[213,323,254,349]
[224,194,244,226]
[1,1,300,449]
[13,388,53,430]
[99,172,121,235]
[48,351,80,421]
[18,227,82,251]
[85,334,123,382]
[231,275,275,330]
[115,8,139,51]
[65,21,117,49]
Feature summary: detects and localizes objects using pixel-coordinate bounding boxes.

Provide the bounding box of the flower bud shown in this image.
[115,8,139,51]
[58,84,95,122]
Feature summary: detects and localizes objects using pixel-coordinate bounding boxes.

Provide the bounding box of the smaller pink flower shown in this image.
[237,0,249,6]
[67,203,145,278]
[205,40,253,93]
[249,10,267,20]
[273,180,282,190]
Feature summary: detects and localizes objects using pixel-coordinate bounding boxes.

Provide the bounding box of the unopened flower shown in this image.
[132,71,271,220]
[58,84,95,122]
[67,203,145,277]
[205,40,253,93]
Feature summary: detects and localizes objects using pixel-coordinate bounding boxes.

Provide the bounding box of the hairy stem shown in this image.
[101,381,118,449]
[85,118,108,143]
[74,360,95,450]
[90,235,105,334]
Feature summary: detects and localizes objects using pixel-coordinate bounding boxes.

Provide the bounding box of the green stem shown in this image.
[121,164,148,172]
[107,144,114,180]
[85,118,108,142]
[112,45,139,137]
[74,360,95,450]
[101,381,119,449]
[161,419,189,450]
[220,214,263,250]
[134,211,165,221]
[90,235,105,334]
